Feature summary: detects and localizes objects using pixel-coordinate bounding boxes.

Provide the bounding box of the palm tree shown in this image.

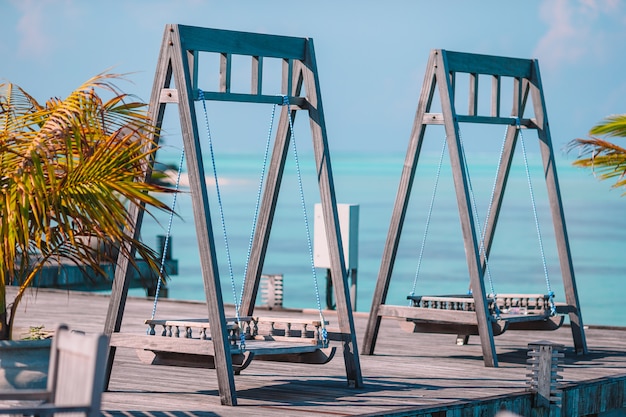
[0,73,172,340]
[569,114,626,194]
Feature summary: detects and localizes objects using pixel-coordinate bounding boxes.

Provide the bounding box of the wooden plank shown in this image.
[219,53,231,93]
[491,75,501,117]
[177,24,307,59]
[303,39,363,387]
[135,350,254,373]
[110,333,229,356]
[145,317,250,327]
[468,73,478,116]
[423,112,445,124]
[444,49,534,78]
[251,55,262,95]
[455,115,535,126]
[112,333,333,369]
[159,88,179,103]
[170,23,238,406]
[439,48,499,367]
[408,294,492,304]
[505,315,564,331]
[7,287,626,417]
[379,304,480,324]
[253,346,335,364]
[362,48,439,356]
[529,59,587,355]
[398,318,507,337]
[103,22,174,391]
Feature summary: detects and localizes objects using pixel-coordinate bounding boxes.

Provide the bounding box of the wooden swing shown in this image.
[126,90,336,373]
[397,122,565,340]
[103,25,362,406]
[362,49,588,367]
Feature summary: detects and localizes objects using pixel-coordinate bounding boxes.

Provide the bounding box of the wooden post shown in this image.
[527,341,564,413]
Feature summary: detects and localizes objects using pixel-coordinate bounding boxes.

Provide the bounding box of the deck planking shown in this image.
[6,286,626,416]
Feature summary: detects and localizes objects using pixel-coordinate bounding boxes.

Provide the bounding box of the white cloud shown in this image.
[534,0,623,70]
[11,0,79,62]
[13,0,52,59]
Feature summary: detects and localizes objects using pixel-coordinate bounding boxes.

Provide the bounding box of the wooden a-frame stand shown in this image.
[103,24,363,406]
[362,49,588,367]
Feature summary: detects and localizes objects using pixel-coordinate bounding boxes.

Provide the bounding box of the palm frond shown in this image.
[589,114,626,138]
[1,73,174,325]
[568,114,626,195]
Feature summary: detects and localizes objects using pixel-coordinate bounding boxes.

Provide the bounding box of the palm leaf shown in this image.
[569,114,626,194]
[1,73,174,333]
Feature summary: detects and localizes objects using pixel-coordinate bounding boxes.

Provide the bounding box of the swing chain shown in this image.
[516,118,557,316]
[199,89,245,350]
[458,128,501,319]
[409,136,447,303]
[148,143,186,332]
[282,95,328,347]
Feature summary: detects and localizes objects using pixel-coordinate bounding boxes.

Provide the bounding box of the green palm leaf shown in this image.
[0,73,174,339]
[569,114,626,194]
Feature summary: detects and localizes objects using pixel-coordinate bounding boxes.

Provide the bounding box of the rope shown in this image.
[283,95,328,346]
[147,147,186,333]
[516,119,556,315]
[409,137,447,301]
[199,89,245,349]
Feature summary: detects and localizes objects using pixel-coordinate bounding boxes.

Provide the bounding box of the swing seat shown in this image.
[238,340,335,365]
[385,296,508,337]
[111,316,335,374]
[110,333,255,374]
[393,293,565,336]
[398,316,508,336]
[137,345,255,374]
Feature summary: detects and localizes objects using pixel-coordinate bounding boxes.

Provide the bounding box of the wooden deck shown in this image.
[7,286,626,416]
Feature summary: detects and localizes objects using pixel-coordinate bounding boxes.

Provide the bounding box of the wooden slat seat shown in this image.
[113,316,335,374]
[398,293,567,336]
[144,316,329,342]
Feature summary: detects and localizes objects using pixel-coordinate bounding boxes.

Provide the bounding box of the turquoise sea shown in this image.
[137,145,626,328]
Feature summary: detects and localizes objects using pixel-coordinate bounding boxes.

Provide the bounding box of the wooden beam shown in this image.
[491,75,501,117]
[219,53,231,93]
[437,49,498,367]
[362,49,438,356]
[302,39,363,387]
[252,55,262,95]
[469,73,478,116]
[171,24,238,406]
[444,50,534,78]
[103,23,173,392]
[529,59,587,354]
[194,91,307,107]
[177,25,307,59]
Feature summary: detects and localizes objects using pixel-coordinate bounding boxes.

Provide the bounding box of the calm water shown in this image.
[137,147,626,327]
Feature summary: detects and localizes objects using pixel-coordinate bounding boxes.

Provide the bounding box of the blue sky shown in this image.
[1,0,625,154]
